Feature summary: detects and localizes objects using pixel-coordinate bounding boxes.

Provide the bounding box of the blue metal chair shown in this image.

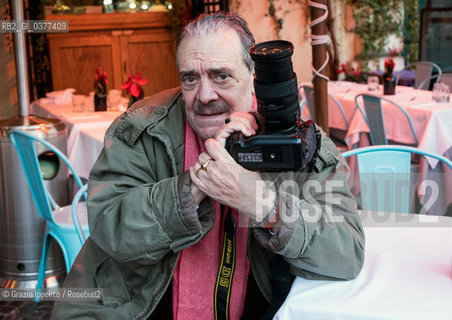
[8,130,90,301]
[71,184,88,245]
[396,61,442,90]
[300,85,349,127]
[355,93,419,146]
[420,72,452,90]
[300,85,350,151]
[342,145,452,213]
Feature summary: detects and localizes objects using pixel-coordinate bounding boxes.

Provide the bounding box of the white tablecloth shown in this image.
[275,211,452,320]
[30,100,122,179]
[320,82,452,215]
[327,82,452,168]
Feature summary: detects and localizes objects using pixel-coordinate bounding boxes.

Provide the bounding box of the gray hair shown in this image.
[176,12,255,72]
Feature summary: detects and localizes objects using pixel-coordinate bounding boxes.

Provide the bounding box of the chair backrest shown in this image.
[8,129,84,224]
[440,72,452,88]
[329,94,349,129]
[420,72,452,90]
[397,61,442,89]
[354,93,419,146]
[301,85,349,129]
[71,184,88,245]
[342,145,452,213]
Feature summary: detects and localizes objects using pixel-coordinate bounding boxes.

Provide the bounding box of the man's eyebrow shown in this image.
[178,70,198,78]
[178,67,234,78]
[208,67,234,75]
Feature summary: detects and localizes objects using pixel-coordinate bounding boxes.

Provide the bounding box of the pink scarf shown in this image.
[172,117,250,320]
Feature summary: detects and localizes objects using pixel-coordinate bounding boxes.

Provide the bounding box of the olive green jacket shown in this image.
[51,87,365,319]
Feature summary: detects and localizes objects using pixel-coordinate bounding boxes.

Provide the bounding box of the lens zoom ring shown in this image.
[254,78,298,99]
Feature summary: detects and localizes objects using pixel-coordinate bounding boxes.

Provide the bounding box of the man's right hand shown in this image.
[214,112,258,147]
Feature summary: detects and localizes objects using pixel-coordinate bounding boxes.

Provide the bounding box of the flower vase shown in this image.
[94,93,107,111]
[383,73,396,95]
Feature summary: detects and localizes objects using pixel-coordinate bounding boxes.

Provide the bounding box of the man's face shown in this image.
[177,29,254,140]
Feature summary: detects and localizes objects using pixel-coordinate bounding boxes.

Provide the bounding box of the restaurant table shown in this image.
[324,81,452,216]
[30,99,123,179]
[274,211,452,320]
[325,81,452,162]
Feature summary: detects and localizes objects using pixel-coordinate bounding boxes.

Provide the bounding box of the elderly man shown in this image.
[51,12,364,320]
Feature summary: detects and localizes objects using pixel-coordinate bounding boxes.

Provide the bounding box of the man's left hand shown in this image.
[190,139,275,220]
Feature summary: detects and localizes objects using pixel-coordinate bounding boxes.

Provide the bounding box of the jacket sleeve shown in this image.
[252,134,365,280]
[87,130,215,263]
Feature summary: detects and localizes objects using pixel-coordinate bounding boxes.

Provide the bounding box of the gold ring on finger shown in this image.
[195,166,204,177]
[200,158,213,170]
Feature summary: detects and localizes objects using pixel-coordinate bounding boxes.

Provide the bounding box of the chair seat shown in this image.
[53,203,89,229]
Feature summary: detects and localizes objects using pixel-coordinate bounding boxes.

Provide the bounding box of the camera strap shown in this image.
[214,206,237,320]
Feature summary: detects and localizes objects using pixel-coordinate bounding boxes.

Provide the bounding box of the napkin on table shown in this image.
[45,88,76,104]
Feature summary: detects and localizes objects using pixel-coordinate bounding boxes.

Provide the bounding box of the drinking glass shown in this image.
[85,91,95,112]
[433,83,450,103]
[71,94,85,112]
[367,76,379,91]
[108,90,122,111]
[441,83,450,103]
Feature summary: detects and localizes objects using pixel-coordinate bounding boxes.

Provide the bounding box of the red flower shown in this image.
[94,68,108,95]
[337,63,347,75]
[384,58,395,74]
[122,73,148,98]
[95,68,108,85]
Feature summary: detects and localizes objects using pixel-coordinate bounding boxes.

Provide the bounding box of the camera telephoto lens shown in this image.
[249,40,300,131]
[226,40,320,171]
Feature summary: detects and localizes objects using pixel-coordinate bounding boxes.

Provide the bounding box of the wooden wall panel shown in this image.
[46,12,177,96]
[122,31,179,97]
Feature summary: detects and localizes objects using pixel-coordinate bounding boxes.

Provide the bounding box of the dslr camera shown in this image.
[226,40,320,171]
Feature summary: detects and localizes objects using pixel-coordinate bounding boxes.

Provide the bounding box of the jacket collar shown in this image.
[115,88,183,147]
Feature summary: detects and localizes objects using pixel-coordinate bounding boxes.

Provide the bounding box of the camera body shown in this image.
[227,117,319,171]
[226,40,320,171]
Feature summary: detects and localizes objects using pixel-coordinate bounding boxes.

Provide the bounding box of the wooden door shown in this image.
[120,29,179,98]
[48,32,122,95]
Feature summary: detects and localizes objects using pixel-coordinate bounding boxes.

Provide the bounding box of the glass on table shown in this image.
[432,83,450,103]
[367,76,379,91]
[108,89,122,111]
[85,92,95,112]
[71,94,86,112]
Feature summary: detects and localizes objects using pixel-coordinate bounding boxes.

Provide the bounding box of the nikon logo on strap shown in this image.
[214,208,236,320]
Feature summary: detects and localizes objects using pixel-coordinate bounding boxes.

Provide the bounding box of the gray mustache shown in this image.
[194,101,229,115]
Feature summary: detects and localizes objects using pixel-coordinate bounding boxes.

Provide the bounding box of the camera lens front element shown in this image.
[249,40,299,130]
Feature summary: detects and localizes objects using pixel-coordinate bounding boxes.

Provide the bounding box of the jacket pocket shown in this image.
[94,258,131,308]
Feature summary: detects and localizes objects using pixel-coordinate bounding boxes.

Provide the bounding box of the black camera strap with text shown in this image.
[214,206,236,320]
